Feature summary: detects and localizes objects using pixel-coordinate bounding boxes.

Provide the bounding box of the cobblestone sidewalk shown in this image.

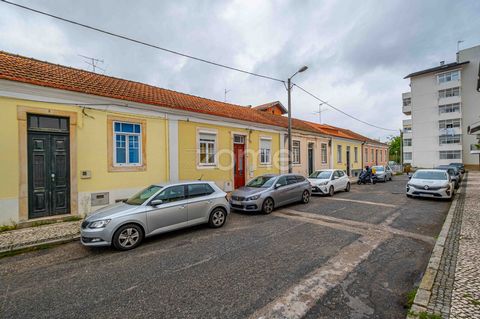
[0,220,81,253]
[450,171,480,319]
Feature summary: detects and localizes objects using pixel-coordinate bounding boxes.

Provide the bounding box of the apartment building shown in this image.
[402,44,480,169]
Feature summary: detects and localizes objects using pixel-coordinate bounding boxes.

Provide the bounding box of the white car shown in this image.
[308,169,350,196]
[406,169,454,200]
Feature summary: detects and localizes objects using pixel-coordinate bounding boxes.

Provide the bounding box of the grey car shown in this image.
[373,165,393,182]
[230,174,311,214]
[81,181,229,250]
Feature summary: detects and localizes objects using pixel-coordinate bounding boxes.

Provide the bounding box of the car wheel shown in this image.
[389,175,393,181]
[208,208,227,228]
[113,224,144,251]
[406,194,412,198]
[328,186,334,196]
[357,180,361,185]
[345,182,351,192]
[262,197,274,214]
[301,190,310,204]
[384,176,387,183]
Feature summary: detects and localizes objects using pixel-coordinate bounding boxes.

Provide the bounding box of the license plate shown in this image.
[231,200,241,205]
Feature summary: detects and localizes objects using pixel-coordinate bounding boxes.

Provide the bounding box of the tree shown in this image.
[388,135,401,163]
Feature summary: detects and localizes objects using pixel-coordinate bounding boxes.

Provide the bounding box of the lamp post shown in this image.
[287,65,308,173]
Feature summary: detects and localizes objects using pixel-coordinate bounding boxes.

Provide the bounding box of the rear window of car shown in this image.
[187,184,214,198]
[413,171,448,180]
[295,175,306,182]
[373,166,384,171]
[287,176,298,185]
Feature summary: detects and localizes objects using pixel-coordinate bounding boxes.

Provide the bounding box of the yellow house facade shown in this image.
[0,51,283,225]
[331,137,363,176]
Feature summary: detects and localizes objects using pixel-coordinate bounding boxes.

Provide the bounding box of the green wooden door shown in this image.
[27,115,70,219]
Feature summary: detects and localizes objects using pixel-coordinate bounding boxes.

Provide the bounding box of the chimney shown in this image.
[440,61,445,66]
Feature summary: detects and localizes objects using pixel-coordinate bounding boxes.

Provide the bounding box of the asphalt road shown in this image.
[0,176,451,319]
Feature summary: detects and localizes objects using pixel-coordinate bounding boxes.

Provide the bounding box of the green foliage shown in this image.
[408,310,442,319]
[405,287,418,309]
[388,135,402,163]
[0,224,17,233]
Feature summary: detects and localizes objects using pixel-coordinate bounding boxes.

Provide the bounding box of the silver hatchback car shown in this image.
[81,181,229,250]
[230,174,311,214]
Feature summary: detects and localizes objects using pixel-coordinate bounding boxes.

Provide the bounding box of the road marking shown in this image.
[250,232,389,319]
[275,209,435,244]
[322,197,398,208]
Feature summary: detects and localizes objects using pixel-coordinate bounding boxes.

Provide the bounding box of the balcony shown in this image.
[471,144,480,154]
[402,92,412,115]
[403,119,412,127]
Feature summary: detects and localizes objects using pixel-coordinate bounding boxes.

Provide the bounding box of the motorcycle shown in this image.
[357,170,378,184]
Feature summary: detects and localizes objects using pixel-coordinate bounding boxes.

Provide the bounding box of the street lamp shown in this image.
[287,65,308,173]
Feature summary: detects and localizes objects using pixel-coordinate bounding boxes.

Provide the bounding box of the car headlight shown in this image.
[88,219,111,229]
[246,194,261,201]
[320,181,329,186]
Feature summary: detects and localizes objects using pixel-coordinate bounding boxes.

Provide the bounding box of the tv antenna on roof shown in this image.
[457,40,464,52]
[224,88,231,102]
[79,54,105,73]
[313,102,329,124]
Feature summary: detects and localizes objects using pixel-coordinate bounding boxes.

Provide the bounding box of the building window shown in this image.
[354,147,358,163]
[403,139,412,146]
[114,121,142,166]
[385,149,388,162]
[337,145,342,163]
[364,148,368,162]
[292,140,301,164]
[380,150,383,162]
[371,149,374,162]
[439,134,462,145]
[404,126,412,133]
[404,152,412,161]
[437,70,460,84]
[438,103,461,114]
[439,150,461,160]
[438,87,460,98]
[260,138,272,165]
[321,143,328,163]
[199,132,217,165]
[439,119,461,130]
[402,97,411,107]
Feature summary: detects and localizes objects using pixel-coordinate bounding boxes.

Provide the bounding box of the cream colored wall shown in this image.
[177,121,280,189]
[0,97,168,223]
[290,133,330,176]
[332,138,363,175]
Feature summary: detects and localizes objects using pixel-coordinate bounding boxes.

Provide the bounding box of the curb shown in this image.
[407,182,463,318]
[0,235,80,255]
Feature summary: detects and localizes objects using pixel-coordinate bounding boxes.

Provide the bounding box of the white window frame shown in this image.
[437,70,460,84]
[404,152,412,161]
[438,103,461,114]
[292,140,301,164]
[259,137,272,165]
[439,150,461,160]
[197,129,218,167]
[321,143,328,164]
[113,121,143,167]
[403,139,412,146]
[438,87,460,98]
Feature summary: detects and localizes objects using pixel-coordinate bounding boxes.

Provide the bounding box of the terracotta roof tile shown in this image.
[0,51,282,127]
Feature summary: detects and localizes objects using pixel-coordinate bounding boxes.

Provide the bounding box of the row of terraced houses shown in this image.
[0,51,388,226]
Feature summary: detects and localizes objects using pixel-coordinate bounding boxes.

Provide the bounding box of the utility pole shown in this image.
[79,54,105,73]
[286,65,308,173]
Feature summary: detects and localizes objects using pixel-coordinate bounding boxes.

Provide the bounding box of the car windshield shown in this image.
[413,171,447,180]
[246,176,276,188]
[126,185,163,205]
[309,171,332,179]
[373,166,384,172]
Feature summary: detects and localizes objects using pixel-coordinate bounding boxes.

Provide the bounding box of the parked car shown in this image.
[230,174,311,214]
[449,162,465,174]
[406,169,454,200]
[81,181,229,250]
[308,169,350,196]
[373,165,393,182]
[436,166,460,189]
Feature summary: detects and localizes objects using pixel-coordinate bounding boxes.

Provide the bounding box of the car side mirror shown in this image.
[150,199,163,206]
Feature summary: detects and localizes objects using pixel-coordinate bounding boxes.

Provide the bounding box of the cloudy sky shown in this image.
[1,0,479,140]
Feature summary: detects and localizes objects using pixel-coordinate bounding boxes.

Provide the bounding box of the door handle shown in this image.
[207,200,213,203]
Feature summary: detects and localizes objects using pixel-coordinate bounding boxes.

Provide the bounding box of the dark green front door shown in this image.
[27,115,70,219]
